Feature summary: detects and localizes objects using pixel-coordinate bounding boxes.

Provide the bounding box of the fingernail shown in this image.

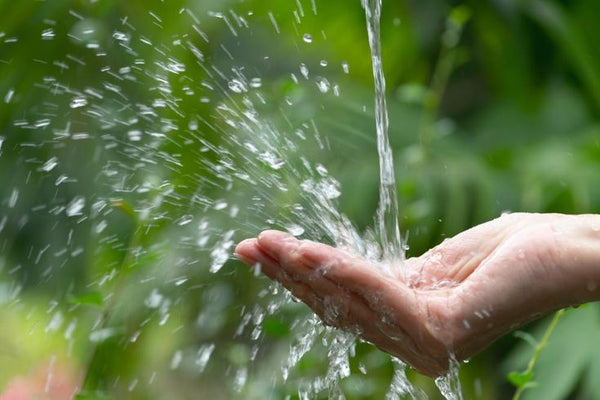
[236,238,256,247]
[258,230,295,243]
[234,251,257,265]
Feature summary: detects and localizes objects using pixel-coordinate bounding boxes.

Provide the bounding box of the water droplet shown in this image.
[89,328,118,343]
[95,220,107,234]
[46,311,64,333]
[177,215,193,226]
[130,330,141,343]
[315,164,328,176]
[299,63,309,79]
[127,130,142,141]
[233,367,248,392]
[170,350,183,370]
[196,235,210,248]
[319,59,328,67]
[55,175,69,186]
[66,196,85,217]
[113,31,130,42]
[302,33,312,43]
[214,200,228,210]
[8,188,19,208]
[209,230,234,273]
[228,79,247,93]
[341,61,350,74]
[145,289,163,309]
[64,321,76,340]
[358,362,367,374]
[41,28,55,40]
[4,89,14,103]
[128,379,138,392]
[41,157,58,172]
[286,224,305,236]
[165,59,185,74]
[316,77,330,93]
[69,97,88,108]
[175,277,188,286]
[249,77,262,88]
[196,344,215,373]
[333,84,340,97]
[258,151,285,170]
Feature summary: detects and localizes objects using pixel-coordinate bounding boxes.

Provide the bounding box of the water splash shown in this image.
[434,357,464,400]
[0,1,463,399]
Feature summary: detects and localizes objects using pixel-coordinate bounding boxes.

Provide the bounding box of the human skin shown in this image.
[234,212,600,376]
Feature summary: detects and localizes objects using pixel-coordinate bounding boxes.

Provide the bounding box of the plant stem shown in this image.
[512,309,565,400]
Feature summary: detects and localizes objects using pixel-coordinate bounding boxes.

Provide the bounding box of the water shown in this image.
[0,1,462,399]
[360,2,462,398]
[362,0,404,263]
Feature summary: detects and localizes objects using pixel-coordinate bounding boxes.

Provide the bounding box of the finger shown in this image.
[256,230,389,294]
[257,231,420,325]
[235,238,330,319]
[234,238,261,265]
[260,233,349,295]
[255,232,382,327]
[235,238,287,282]
[247,233,385,333]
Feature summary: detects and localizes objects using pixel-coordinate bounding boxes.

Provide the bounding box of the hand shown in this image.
[234,213,600,376]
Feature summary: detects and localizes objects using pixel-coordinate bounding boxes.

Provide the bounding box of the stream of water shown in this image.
[361,1,462,399]
[362,0,404,264]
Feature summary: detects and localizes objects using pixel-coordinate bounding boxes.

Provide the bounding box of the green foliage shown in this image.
[1,0,600,398]
[507,309,565,399]
[504,305,600,400]
[68,291,104,307]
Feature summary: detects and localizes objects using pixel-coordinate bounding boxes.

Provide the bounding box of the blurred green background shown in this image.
[1,0,600,399]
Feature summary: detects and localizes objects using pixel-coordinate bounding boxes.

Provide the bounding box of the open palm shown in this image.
[235,213,596,376]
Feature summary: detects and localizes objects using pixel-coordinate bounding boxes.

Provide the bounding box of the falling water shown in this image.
[362,0,404,262]
[362,1,463,399]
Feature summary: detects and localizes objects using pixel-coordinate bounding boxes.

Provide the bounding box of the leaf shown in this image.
[526,0,600,111]
[68,291,104,307]
[507,370,534,388]
[262,317,290,338]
